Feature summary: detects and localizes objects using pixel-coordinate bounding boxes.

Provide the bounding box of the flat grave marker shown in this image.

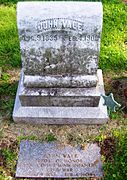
[16,141,103,178]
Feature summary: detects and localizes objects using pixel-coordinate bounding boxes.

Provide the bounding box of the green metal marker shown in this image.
[101,93,121,112]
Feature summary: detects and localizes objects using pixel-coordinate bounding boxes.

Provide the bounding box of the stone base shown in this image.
[19,86,101,107]
[13,69,108,124]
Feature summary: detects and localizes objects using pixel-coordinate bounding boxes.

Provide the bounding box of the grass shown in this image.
[1,148,17,171]
[100,1,127,71]
[0,5,20,70]
[0,0,127,180]
[17,133,57,142]
[103,127,127,179]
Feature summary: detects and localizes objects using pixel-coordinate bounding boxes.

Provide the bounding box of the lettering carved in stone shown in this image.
[16,141,103,178]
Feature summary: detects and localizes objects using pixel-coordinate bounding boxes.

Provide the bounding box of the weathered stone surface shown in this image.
[13,69,108,124]
[24,74,98,88]
[19,81,101,107]
[17,2,103,87]
[16,141,103,178]
[19,89,100,107]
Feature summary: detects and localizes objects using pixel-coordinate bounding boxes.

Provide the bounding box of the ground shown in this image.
[0,0,127,180]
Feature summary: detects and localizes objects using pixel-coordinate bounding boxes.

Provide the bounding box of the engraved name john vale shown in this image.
[20,18,100,42]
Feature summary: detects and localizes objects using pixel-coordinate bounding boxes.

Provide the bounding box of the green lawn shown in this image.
[0,0,127,180]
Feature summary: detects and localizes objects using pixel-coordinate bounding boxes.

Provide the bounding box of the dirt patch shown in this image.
[99,137,116,161]
[110,78,127,114]
[104,72,127,115]
[0,137,18,178]
[123,0,127,4]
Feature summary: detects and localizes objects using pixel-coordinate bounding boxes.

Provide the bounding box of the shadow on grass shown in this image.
[0,80,18,123]
[110,77,127,115]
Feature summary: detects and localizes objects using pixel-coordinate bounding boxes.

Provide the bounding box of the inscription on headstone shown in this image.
[16,141,103,178]
[17,2,103,87]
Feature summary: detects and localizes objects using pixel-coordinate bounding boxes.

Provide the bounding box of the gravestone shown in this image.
[13,1,108,124]
[16,141,103,178]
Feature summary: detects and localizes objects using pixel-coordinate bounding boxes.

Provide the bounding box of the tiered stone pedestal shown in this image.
[13,69,108,124]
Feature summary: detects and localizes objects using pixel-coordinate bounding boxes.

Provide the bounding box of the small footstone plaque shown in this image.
[16,141,103,178]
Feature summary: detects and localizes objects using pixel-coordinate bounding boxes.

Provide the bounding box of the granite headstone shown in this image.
[13,2,108,124]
